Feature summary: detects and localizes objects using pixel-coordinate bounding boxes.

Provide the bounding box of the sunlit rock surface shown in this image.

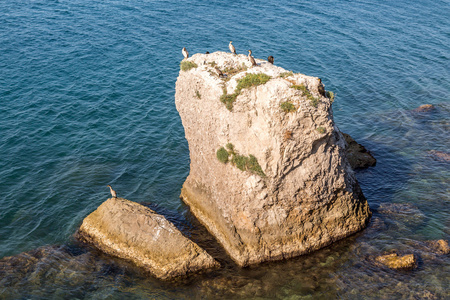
[77,197,218,279]
[175,52,371,266]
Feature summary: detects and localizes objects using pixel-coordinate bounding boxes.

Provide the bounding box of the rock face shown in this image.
[342,133,376,169]
[175,52,371,266]
[77,197,219,279]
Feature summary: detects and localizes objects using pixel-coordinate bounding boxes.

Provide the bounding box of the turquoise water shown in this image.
[1,0,449,298]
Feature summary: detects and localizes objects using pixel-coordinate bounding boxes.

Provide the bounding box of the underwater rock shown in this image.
[377,203,425,227]
[427,150,450,162]
[365,217,387,234]
[426,239,450,255]
[375,253,417,269]
[0,245,106,292]
[77,197,219,280]
[341,133,376,169]
[175,51,371,266]
[405,239,450,262]
[412,104,435,113]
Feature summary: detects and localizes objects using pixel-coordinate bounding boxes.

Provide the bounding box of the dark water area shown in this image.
[0,0,449,298]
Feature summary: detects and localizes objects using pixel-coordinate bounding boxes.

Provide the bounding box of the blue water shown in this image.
[1,0,449,298]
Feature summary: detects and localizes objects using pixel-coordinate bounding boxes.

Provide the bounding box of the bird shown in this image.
[268,56,274,64]
[107,185,117,198]
[215,67,224,78]
[205,51,210,54]
[182,47,189,59]
[318,78,326,97]
[248,50,257,66]
[229,41,236,54]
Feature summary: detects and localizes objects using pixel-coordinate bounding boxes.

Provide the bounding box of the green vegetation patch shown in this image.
[246,155,265,177]
[195,90,201,99]
[291,84,320,108]
[280,101,296,113]
[216,143,266,177]
[316,127,326,134]
[180,61,198,71]
[326,91,335,102]
[220,73,271,111]
[235,73,271,94]
[226,143,235,152]
[220,90,238,111]
[279,71,293,78]
[223,64,248,81]
[216,147,229,163]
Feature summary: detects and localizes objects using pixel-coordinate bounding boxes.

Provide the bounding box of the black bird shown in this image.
[268,56,274,64]
[318,78,326,97]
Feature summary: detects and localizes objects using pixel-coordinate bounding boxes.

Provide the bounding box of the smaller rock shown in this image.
[77,197,219,280]
[413,104,435,113]
[342,133,376,169]
[428,150,450,162]
[375,253,417,269]
[426,239,450,255]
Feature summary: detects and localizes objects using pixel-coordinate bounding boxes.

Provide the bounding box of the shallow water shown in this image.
[1,0,449,299]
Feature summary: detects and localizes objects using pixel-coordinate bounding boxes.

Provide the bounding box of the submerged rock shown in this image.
[426,239,450,255]
[405,239,450,262]
[0,245,113,294]
[413,104,435,113]
[175,51,371,266]
[77,197,219,279]
[428,150,450,162]
[375,253,417,269]
[377,203,425,227]
[341,133,376,169]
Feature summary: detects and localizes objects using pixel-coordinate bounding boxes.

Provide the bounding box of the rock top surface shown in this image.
[175,51,371,266]
[77,197,219,279]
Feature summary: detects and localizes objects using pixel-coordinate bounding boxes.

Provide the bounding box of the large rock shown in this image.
[77,197,219,279]
[175,52,371,266]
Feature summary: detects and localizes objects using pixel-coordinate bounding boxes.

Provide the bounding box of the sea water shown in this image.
[1,0,449,298]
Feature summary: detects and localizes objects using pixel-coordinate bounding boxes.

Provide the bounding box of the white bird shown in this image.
[229,41,236,54]
[248,50,257,66]
[182,47,189,59]
[107,185,117,198]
